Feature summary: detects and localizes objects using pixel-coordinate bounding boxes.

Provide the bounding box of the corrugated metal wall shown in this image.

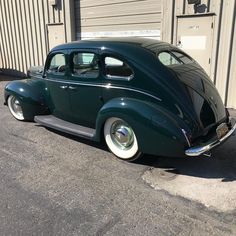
[1,0,235,108]
[75,0,236,108]
[75,0,162,39]
[162,0,236,108]
[0,0,72,76]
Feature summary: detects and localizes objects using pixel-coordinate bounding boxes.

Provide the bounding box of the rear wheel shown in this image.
[7,95,25,121]
[104,117,142,161]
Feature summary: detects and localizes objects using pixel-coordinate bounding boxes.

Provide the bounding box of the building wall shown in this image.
[75,0,162,39]
[0,0,74,76]
[162,0,236,108]
[1,0,235,108]
[75,0,236,108]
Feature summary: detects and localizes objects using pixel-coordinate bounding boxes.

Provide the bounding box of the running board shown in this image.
[34,115,96,139]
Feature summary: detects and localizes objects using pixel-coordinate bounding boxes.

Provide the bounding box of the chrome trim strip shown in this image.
[42,78,162,102]
[185,118,236,157]
[181,129,191,147]
[106,74,134,81]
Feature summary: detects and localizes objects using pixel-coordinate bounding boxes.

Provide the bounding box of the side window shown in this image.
[158,52,182,66]
[104,56,134,80]
[48,53,66,74]
[72,52,99,78]
[158,51,193,66]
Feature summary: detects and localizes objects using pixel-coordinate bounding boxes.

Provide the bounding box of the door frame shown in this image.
[175,13,215,77]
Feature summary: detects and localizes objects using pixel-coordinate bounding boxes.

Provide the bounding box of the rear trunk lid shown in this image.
[171,63,227,136]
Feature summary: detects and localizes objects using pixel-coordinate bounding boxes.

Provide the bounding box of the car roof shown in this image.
[51,37,175,53]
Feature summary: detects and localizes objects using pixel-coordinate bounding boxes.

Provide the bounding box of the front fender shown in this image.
[4,79,49,120]
[95,97,189,157]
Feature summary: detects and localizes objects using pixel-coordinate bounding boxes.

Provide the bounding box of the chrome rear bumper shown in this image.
[185,118,236,157]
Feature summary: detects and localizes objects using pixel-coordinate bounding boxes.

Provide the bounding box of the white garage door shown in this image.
[75,0,162,40]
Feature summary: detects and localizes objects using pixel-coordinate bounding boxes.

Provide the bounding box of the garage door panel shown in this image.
[81,13,161,27]
[80,0,145,8]
[81,1,161,19]
[75,0,162,40]
[82,23,161,33]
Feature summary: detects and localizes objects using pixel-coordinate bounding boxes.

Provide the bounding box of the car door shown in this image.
[45,50,71,121]
[68,50,103,128]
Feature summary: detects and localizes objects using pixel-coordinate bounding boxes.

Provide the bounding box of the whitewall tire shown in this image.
[7,95,25,121]
[104,117,142,161]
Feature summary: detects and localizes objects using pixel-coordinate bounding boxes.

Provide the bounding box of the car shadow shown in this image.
[36,124,236,182]
[135,145,236,182]
[40,126,109,151]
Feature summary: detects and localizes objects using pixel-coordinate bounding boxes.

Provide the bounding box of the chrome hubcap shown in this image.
[111,121,134,150]
[11,97,23,117]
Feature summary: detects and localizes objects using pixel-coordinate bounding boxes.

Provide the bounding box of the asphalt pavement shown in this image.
[1,75,236,236]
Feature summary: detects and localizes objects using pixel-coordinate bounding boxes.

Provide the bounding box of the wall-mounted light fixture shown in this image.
[187,0,201,5]
[187,0,206,13]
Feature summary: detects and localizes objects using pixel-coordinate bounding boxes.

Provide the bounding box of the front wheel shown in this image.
[104,117,142,161]
[7,95,25,121]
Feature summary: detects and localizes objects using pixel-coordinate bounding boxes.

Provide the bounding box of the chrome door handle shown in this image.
[68,86,77,90]
[59,85,68,89]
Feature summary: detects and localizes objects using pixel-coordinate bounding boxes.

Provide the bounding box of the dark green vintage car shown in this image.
[4,38,236,161]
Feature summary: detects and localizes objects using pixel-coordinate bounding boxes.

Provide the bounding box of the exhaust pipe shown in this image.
[203,151,212,157]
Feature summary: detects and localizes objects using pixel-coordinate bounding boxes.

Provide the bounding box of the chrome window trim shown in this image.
[71,72,99,79]
[105,74,134,81]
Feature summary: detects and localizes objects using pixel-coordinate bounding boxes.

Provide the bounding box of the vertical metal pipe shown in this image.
[31,0,40,65]
[0,24,5,69]
[62,0,67,43]
[41,0,49,56]
[207,0,211,12]
[7,0,17,71]
[27,0,36,66]
[183,0,186,14]
[10,0,21,70]
[23,0,32,68]
[0,0,10,69]
[0,1,7,68]
[213,0,223,85]
[52,6,56,23]
[3,0,14,69]
[224,0,236,106]
[18,0,28,73]
[36,0,44,64]
[47,0,51,23]
[14,0,25,72]
[171,0,176,44]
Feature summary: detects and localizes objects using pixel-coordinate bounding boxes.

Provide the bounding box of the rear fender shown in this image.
[95,97,188,157]
[4,79,49,120]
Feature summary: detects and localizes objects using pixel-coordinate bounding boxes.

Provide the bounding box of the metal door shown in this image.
[47,23,65,50]
[67,50,103,128]
[176,15,214,76]
[45,50,71,121]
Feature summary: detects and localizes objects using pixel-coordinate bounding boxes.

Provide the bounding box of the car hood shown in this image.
[27,66,44,78]
[170,63,226,136]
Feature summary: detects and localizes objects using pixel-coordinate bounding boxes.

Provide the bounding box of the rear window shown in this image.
[158,51,193,66]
